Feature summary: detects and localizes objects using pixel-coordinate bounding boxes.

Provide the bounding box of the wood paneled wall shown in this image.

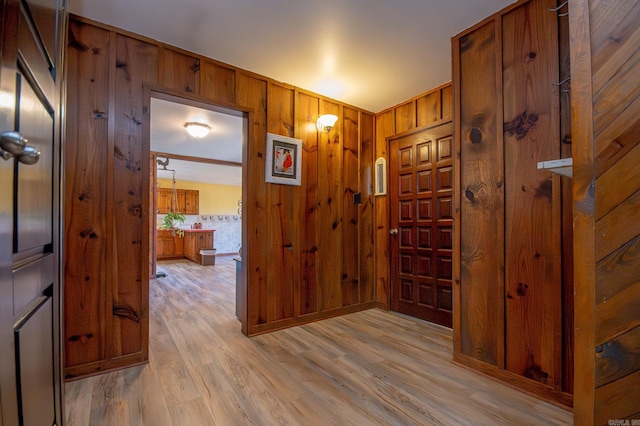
[570,0,640,423]
[374,83,453,308]
[451,0,573,407]
[64,16,375,378]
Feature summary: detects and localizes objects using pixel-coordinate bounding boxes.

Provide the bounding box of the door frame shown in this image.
[142,85,252,333]
[386,118,454,323]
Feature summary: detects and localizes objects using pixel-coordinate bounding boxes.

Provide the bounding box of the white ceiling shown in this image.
[150,98,243,186]
[69,0,515,113]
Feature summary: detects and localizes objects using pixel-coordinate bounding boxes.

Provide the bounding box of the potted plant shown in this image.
[162,212,186,237]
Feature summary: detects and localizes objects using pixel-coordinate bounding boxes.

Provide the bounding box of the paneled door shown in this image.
[0,0,64,424]
[389,123,453,327]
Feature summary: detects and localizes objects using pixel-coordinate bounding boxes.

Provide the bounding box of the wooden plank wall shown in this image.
[453,19,505,368]
[451,0,573,407]
[64,16,376,378]
[502,0,562,390]
[570,0,640,424]
[374,83,453,308]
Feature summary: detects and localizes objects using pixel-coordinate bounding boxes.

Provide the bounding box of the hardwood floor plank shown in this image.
[66,256,572,425]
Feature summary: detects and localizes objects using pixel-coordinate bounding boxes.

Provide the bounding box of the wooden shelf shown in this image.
[537,158,573,178]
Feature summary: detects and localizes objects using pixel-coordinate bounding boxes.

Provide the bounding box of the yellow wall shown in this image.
[157,179,241,215]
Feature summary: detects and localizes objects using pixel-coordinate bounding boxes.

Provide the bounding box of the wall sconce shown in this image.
[184,121,211,138]
[316,114,338,134]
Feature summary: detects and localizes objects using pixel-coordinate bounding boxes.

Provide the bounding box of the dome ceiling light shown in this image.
[184,121,211,138]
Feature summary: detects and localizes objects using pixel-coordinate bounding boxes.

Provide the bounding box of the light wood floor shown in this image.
[65,256,573,425]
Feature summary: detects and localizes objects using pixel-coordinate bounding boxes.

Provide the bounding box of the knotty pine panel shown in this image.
[595,189,640,263]
[595,234,640,311]
[111,34,158,358]
[236,72,268,328]
[359,112,375,304]
[595,314,640,388]
[569,0,598,421]
[594,371,640,426]
[455,20,504,368]
[502,0,562,389]
[394,102,414,134]
[416,91,440,127]
[342,107,360,306]
[596,139,640,219]
[591,11,640,411]
[201,60,236,104]
[64,21,111,369]
[295,91,319,316]
[441,85,452,121]
[318,101,343,311]
[558,6,574,395]
[374,109,394,307]
[160,48,200,95]
[594,95,640,177]
[66,16,377,356]
[266,83,296,322]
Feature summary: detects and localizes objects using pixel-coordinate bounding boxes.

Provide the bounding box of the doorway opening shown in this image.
[144,87,249,329]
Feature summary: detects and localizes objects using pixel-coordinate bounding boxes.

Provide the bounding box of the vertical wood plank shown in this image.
[502,0,562,388]
[359,112,375,304]
[112,34,158,358]
[160,48,200,95]
[266,83,296,322]
[64,21,111,368]
[342,106,360,306]
[441,85,453,121]
[295,91,319,316]
[394,101,415,134]
[452,34,463,357]
[558,3,574,395]
[416,91,440,128]
[457,20,505,367]
[569,0,597,422]
[236,72,268,328]
[201,60,236,104]
[375,110,394,307]
[318,100,342,311]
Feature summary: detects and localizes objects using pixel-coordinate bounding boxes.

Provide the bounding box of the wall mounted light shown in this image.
[316,114,338,134]
[184,121,211,138]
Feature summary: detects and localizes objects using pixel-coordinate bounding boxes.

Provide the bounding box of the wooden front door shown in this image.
[389,123,453,327]
[0,0,64,424]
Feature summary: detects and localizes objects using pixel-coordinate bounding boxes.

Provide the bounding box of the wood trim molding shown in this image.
[152,151,241,168]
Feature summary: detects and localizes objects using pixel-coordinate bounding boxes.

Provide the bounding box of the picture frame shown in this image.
[265,133,302,186]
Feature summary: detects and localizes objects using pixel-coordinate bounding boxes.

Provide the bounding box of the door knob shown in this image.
[18,145,40,165]
[0,131,39,165]
[0,131,27,155]
[390,228,399,235]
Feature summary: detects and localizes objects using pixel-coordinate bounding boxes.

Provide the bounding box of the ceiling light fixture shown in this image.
[184,121,211,138]
[316,114,338,134]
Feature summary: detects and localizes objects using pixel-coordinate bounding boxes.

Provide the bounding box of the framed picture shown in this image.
[265,133,302,186]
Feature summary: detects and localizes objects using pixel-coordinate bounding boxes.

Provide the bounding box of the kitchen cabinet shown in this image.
[157,188,199,214]
[184,190,199,215]
[156,230,184,259]
[183,230,214,264]
[157,188,171,214]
